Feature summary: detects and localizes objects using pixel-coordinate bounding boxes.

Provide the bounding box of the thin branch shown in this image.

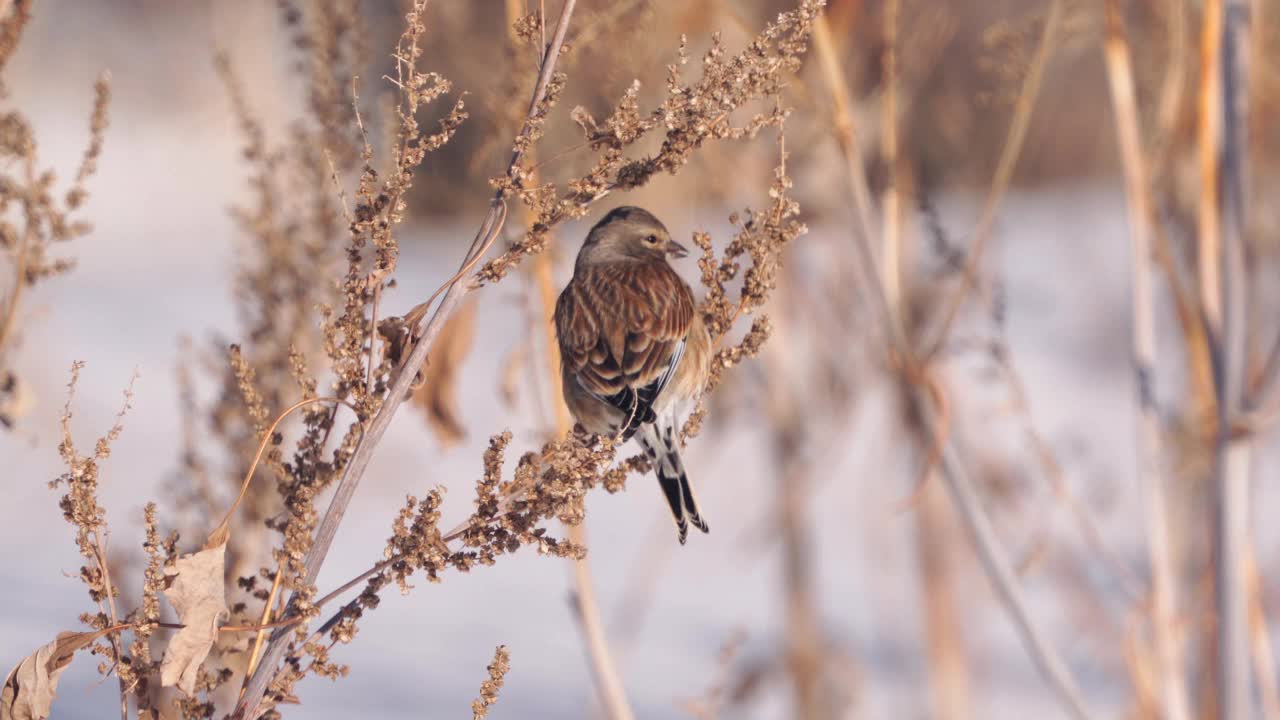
[1102,6,1192,718]
[210,396,361,548]
[1248,547,1280,720]
[879,0,901,309]
[924,0,1064,359]
[1198,0,1224,329]
[233,3,578,716]
[90,532,128,720]
[0,156,36,365]
[880,9,970,716]
[811,14,877,281]
[0,225,32,363]
[924,401,1093,719]
[1141,0,1216,433]
[994,352,1145,601]
[1203,0,1254,716]
[521,63,632,714]
[241,558,286,689]
[514,0,634,706]
[568,530,635,720]
[810,6,1093,716]
[1151,0,1189,170]
[1247,330,1280,409]
[912,466,971,720]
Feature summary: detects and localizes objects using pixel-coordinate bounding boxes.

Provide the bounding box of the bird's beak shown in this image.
[667,240,689,259]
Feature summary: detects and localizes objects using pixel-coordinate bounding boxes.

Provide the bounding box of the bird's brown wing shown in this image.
[555,261,694,428]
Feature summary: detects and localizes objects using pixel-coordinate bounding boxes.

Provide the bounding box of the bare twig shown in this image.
[241,558,286,689]
[90,532,128,720]
[519,8,633,708]
[1201,0,1254,716]
[811,5,1093,716]
[1198,0,1224,327]
[994,354,1145,601]
[879,0,902,308]
[878,7,969,716]
[761,299,825,720]
[1151,0,1189,169]
[912,474,971,720]
[1248,330,1280,410]
[211,396,360,548]
[0,156,35,364]
[568,535,635,720]
[1143,0,1216,435]
[1248,547,1280,720]
[924,0,1064,358]
[811,14,876,275]
[924,401,1093,719]
[540,272,633,718]
[0,226,32,363]
[1102,7,1192,718]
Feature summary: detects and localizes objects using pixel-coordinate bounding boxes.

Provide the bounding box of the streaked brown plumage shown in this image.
[555,206,711,543]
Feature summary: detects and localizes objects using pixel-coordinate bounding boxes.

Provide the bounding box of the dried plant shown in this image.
[231,2,824,716]
[49,363,137,718]
[0,0,828,710]
[15,1,1276,719]
[0,54,109,429]
[477,1,822,285]
[469,645,511,719]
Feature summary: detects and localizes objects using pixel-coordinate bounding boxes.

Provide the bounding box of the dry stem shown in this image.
[924,0,1064,358]
[1201,0,1254,716]
[234,4,579,716]
[568,538,635,720]
[1203,0,1254,712]
[1102,6,1192,717]
[518,4,633,709]
[811,4,1093,717]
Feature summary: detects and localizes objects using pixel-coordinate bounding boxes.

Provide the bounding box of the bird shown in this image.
[554,206,712,544]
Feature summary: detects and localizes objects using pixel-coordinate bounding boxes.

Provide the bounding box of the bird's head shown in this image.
[576,206,689,268]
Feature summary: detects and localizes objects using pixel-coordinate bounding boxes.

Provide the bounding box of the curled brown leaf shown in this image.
[2,629,107,720]
[159,539,229,695]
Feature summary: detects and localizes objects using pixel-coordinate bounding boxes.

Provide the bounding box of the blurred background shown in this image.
[1,0,1279,718]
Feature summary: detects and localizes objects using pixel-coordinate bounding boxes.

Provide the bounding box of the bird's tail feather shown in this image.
[637,424,710,544]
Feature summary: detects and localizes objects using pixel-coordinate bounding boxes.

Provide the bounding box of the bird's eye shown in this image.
[644,234,658,244]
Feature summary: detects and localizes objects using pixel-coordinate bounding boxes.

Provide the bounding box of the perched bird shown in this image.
[554,206,712,544]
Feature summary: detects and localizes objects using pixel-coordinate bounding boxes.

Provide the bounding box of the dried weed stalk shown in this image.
[0,64,110,429]
[188,42,355,589]
[0,0,31,82]
[235,4,823,716]
[298,120,808,720]
[470,645,511,719]
[229,1,471,714]
[477,0,824,284]
[49,363,141,717]
[172,1,463,704]
[10,2,827,718]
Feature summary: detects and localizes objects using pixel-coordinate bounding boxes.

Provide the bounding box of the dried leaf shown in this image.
[2,629,106,720]
[413,295,476,447]
[160,539,228,694]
